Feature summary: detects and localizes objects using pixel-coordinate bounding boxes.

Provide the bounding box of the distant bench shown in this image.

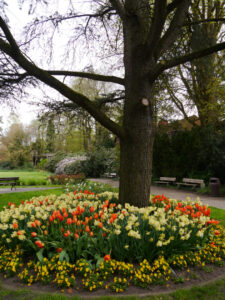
[0,177,19,190]
[176,178,205,189]
[154,177,176,186]
[154,177,205,190]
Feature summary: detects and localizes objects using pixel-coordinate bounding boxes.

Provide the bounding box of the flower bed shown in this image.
[0,192,224,293]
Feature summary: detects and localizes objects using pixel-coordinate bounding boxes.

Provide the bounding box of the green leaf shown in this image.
[36,249,44,262]
[59,250,69,262]
[96,257,104,268]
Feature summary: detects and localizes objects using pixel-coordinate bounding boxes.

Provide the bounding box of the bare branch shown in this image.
[151,41,225,80]
[46,70,125,86]
[0,21,124,139]
[183,18,225,26]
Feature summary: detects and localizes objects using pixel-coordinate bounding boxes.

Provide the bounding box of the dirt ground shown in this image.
[1,264,225,298]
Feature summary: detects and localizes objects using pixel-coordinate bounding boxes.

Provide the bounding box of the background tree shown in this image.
[161,0,225,126]
[0,0,225,207]
[0,122,30,167]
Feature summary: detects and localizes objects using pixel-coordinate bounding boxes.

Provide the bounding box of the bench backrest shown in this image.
[160,177,176,182]
[182,178,205,187]
[0,177,19,181]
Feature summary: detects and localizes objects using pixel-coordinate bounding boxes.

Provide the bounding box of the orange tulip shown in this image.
[13,222,18,229]
[104,254,110,261]
[67,218,73,225]
[35,220,41,227]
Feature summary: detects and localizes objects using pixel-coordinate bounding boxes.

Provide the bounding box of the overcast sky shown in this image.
[1,0,94,131]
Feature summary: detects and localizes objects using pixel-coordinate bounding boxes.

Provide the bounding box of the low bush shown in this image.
[48,173,85,185]
[0,161,14,170]
[36,158,48,170]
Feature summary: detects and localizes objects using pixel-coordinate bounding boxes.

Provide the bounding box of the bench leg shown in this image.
[11,184,16,191]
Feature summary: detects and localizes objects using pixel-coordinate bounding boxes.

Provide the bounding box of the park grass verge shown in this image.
[0,189,63,211]
[0,169,52,186]
[210,206,225,226]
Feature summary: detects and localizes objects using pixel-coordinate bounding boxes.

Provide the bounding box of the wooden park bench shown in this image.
[176,178,205,189]
[0,177,19,190]
[154,177,176,186]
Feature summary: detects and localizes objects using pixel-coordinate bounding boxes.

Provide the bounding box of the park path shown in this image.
[89,178,225,210]
[0,187,60,194]
[0,180,225,209]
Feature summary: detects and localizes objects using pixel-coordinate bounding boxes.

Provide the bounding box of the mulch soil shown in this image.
[1,264,225,298]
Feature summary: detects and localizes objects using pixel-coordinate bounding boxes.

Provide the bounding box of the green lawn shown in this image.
[0,189,63,210]
[210,206,225,226]
[0,169,52,186]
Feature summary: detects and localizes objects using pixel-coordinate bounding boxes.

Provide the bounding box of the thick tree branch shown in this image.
[167,0,182,14]
[154,0,191,60]
[94,95,125,108]
[147,0,167,53]
[46,70,125,85]
[151,41,225,81]
[183,18,225,26]
[109,0,125,19]
[0,38,124,139]
[0,16,20,54]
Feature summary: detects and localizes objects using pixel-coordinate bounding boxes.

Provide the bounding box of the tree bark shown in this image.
[119,38,155,206]
[119,79,155,207]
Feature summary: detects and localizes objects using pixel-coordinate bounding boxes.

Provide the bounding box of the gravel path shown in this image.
[0,187,60,194]
[0,180,225,209]
[89,178,225,210]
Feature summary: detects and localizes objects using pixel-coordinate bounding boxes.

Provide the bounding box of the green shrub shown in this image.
[153,126,225,183]
[0,161,14,170]
[36,158,48,170]
[83,147,117,178]
[64,160,85,175]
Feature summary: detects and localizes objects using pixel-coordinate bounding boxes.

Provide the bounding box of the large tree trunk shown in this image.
[118,13,156,207]
[119,70,155,207]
